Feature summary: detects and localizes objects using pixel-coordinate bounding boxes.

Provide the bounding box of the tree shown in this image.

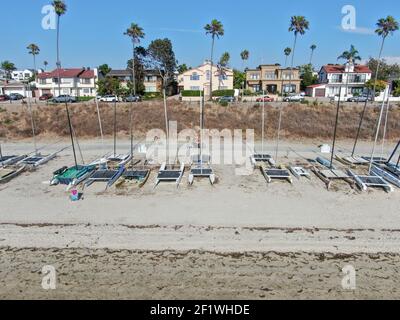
[43,61,48,70]
[233,69,245,89]
[309,44,317,66]
[240,50,249,70]
[219,52,230,67]
[365,79,387,94]
[367,58,400,81]
[204,19,224,100]
[373,16,399,97]
[177,64,190,74]
[288,16,309,94]
[97,77,123,96]
[27,44,40,81]
[299,64,318,90]
[146,38,177,160]
[283,47,292,67]
[337,45,361,63]
[124,23,145,96]
[98,64,111,77]
[1,61,16,79]
[127,46,147,94]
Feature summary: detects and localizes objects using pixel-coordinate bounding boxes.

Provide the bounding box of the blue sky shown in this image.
[1,0,399,71]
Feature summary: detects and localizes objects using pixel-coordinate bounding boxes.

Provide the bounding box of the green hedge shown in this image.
[76,96,94,102]
[181,90,203,97]
[212,89,235,97]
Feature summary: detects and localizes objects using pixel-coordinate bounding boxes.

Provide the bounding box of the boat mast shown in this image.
[27,82,38,155]
[113,100,117,156]
[351,88,370,157]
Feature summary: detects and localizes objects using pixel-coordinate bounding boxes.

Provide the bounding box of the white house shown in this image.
[307,63,372,98]
[11,69,35,82]
[37,68,98,97]
[178,61,234,96]
[0,81,34,97]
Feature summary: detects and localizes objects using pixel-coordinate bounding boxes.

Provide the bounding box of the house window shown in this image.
[282,72,293,80]
[206,70,211,81]
[283,84,296,93]
[61,78,72,84]
[265,72,276,80]
[219,74,227,80]
[81,78,91,84]
[331,75,343,83]
[39,79,46,84]
[53,78,59,84]
[250,73,260,80]
[146,86,157,93]
[190,86,200,90]
[190,72,200,81]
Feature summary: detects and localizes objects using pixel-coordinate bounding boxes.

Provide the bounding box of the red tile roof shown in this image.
[38,68,95,79]
[322,64,372,74]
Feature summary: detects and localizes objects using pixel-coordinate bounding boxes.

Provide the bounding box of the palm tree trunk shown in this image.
[373,37,386,100]
[289,34,297,94]
[309,50,314,65]
[132,40,136,96]
[57,15,77,168]
[209,36,215,101]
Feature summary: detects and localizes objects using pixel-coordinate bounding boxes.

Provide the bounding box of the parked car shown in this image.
[99,95,119,102]
[0,94,10,101]
[9,93,25,100]
[347,95,373,103]
[124,95,141,102]
[218,96,235,103]
[256,96,274,102]
[39,93,53,101]
[53,95,77,103]
[283,94,305,102]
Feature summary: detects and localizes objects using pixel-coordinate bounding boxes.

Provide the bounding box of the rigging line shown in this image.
[368,85,389,173]
[71,122,85,165]
[387,140,400,164]
[380,89,391,160]
[26,83,38,155]
[94,97,104,151]
[351,89,370,157]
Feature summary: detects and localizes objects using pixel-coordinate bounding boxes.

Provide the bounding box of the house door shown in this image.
[266,85,277,94]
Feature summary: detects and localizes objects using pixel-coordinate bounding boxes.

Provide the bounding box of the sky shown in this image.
[0,0,399,71]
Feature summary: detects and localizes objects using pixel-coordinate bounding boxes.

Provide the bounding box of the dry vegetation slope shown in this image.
[0,101,399,141]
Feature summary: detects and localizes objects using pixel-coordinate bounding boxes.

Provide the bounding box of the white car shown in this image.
[99,95,119,102]
[283,94,305,102]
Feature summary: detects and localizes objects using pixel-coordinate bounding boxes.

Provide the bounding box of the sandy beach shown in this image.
[0,138,399,299]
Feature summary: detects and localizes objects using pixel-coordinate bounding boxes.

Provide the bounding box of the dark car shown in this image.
[347,95,372,103]
[0,94,10,101]
[9,93,25,100]
[53,95,77,103]
[218,96,235,103]
[124,95,141,102]
[39,93,54,101]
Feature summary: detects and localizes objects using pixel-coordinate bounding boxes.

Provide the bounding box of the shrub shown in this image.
[219,101,229,107]
[76,96,94,102]
[181,90,203,97]
[142,92,162,100]
[212,89,235,97]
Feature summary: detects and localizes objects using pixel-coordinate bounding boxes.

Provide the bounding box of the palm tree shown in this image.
[204,19,224,100]
[43,61,48,71]
[373,16,399,97]
[283,47,292,67]
[217,52,230,90]
[288,16,309,94]
[52,0,77,167]
[337,44,361,64]
[27,44,40,81]
[338,45,362,98]
[0,61,16,79]
[240,50,249,70]
[309,44,317,65]
[124,23,145,96]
